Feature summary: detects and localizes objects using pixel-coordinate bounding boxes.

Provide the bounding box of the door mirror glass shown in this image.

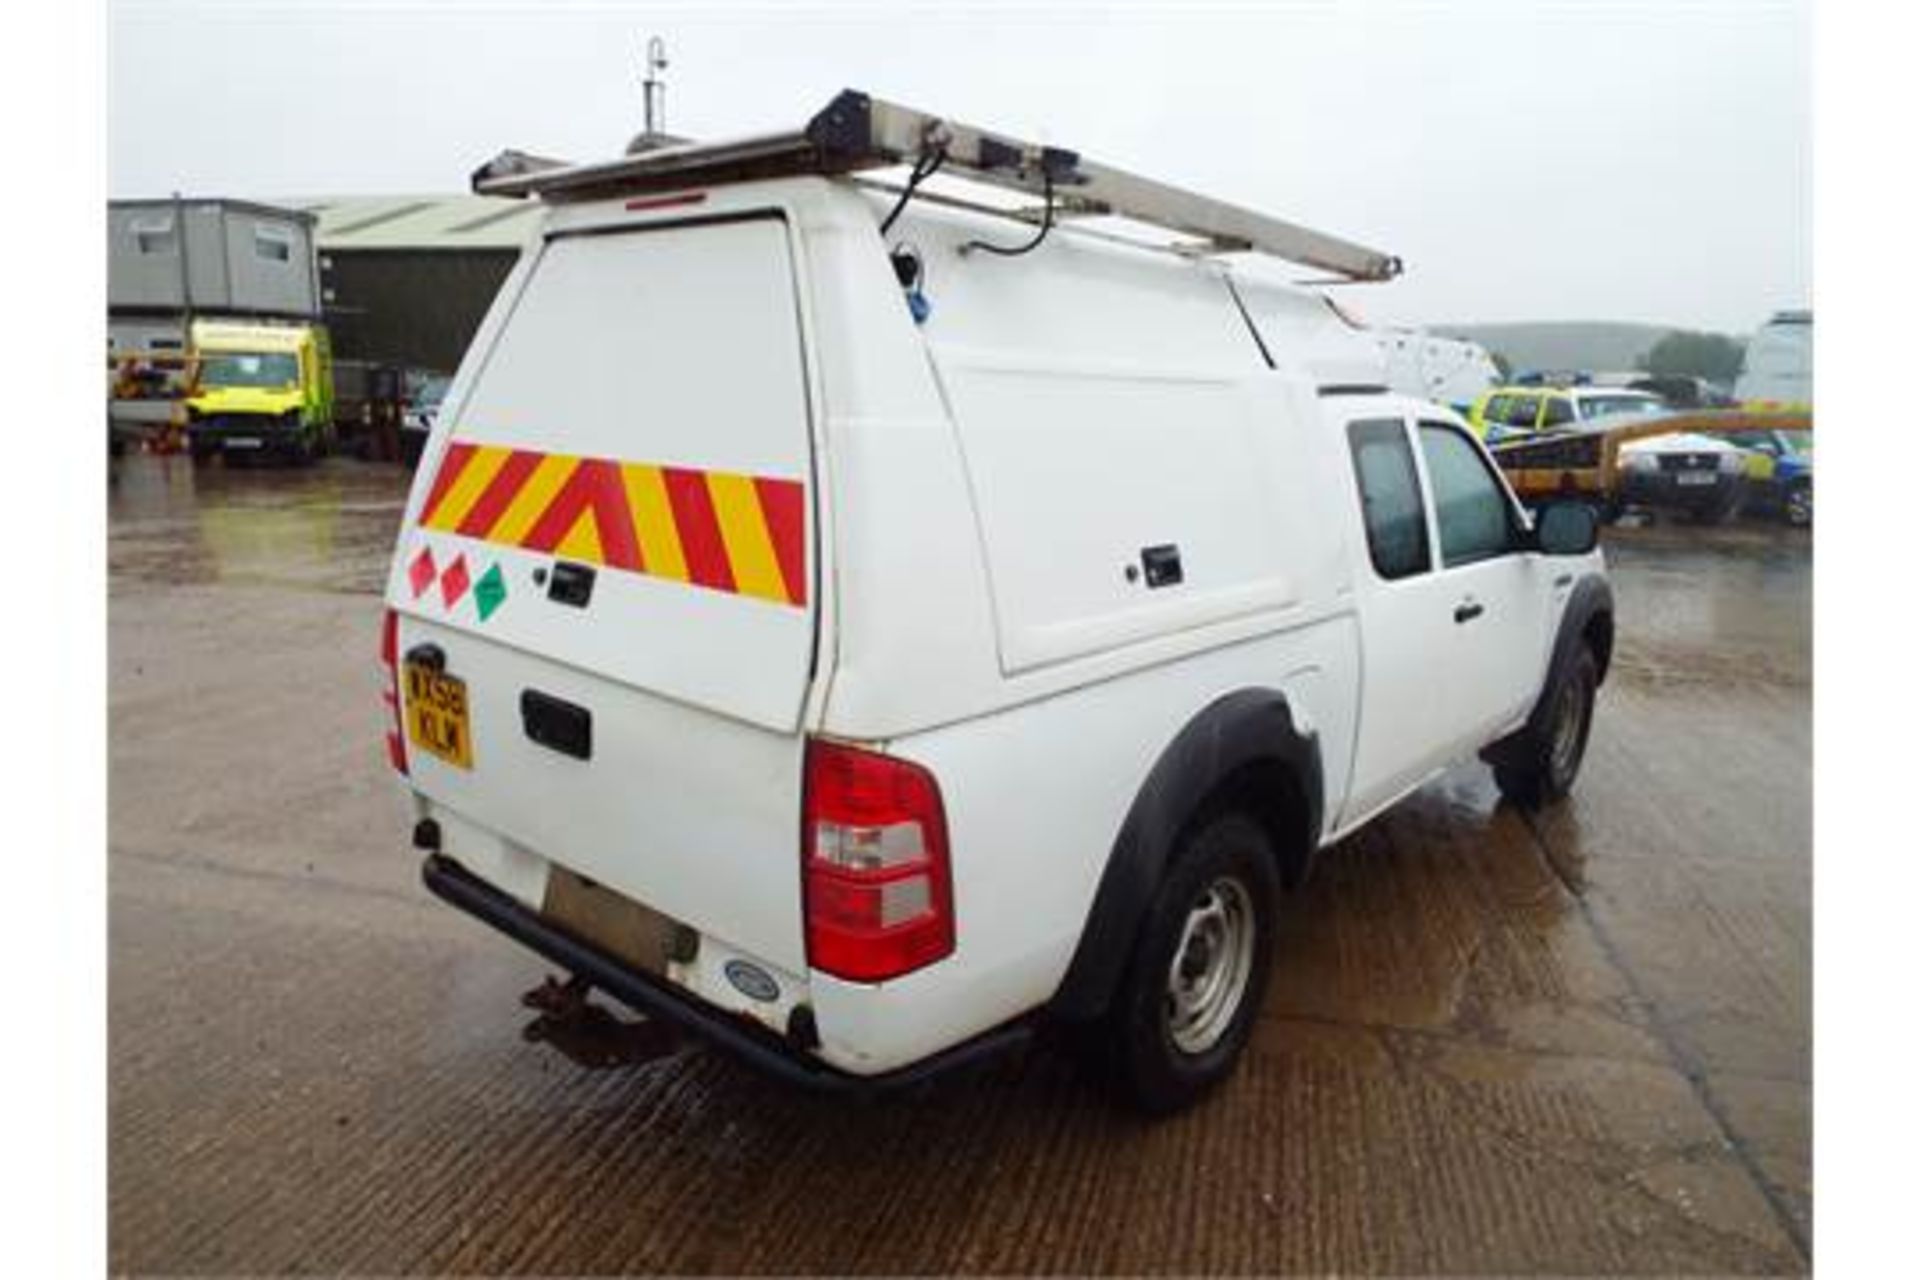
[1535,501,1599,555]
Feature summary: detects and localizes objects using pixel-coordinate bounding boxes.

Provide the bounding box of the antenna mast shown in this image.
[642,36,668,137]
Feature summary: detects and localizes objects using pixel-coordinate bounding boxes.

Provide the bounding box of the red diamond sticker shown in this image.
[439,554,471,608]
[408,546,437,599]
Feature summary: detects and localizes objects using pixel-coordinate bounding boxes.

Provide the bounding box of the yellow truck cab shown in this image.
[186,319,335,463]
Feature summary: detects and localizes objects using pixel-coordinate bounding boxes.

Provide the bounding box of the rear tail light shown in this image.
[379,608,408,775]
[802,739,954,982]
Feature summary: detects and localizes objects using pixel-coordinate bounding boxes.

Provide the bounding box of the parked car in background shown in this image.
[185,319,335,464]
[1716,424,1813,526]
[400,372,451,468]
[1627,374,1738,410]
[1617,432,1748,522]
[1468,385,1664,441]
[1490,408,1804,525]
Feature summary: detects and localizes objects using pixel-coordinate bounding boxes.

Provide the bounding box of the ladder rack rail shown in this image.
[472,90,1402,283]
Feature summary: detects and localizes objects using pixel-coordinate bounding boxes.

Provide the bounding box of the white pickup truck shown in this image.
[381,92,1614,1112]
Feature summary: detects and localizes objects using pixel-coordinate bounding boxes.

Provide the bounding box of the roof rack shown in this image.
[470,89,1403,282]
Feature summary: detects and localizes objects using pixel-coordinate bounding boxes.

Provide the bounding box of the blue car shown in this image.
[1722,427,1813,526]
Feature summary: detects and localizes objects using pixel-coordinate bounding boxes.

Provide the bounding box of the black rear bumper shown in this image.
[421,854,1031,1095]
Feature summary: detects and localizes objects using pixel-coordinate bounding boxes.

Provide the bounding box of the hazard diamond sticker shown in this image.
[439,554,471,608]
[474,562,507,622]
[408,546,437,599]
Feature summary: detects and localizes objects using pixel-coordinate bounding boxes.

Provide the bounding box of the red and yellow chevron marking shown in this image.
[418,441,807,607]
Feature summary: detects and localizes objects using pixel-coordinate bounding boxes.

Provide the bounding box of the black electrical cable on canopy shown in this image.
[961,168,1056,257]
[879,145,948,237]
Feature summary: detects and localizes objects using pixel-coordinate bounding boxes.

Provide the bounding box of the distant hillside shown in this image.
[1432,322,1685,376]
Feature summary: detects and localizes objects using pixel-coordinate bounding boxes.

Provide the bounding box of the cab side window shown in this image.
[1348,418,1431,580]
[1418,423,1517,567]
[1508,395,1541,429]
[1541,396,1574,428]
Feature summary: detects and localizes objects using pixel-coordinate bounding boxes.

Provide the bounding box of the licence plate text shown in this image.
[405,663,472,769]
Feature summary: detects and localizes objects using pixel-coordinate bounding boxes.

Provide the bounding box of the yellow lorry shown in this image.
[185,319,335,463]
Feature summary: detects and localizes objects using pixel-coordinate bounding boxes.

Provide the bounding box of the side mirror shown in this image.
[1535,501,1600,555]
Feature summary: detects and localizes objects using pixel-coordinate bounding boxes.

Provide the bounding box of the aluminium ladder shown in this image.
[471,89,1402,283]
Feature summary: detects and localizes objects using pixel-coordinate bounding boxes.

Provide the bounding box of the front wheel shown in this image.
[1784,485,1812,527]
[1494,645,1599,808]
[1105,814,1279,1114]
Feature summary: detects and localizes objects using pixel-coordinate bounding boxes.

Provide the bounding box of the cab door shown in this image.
[1339,413,1462,824]
[1411,419,1553,744]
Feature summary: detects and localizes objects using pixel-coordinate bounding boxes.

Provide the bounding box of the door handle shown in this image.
[521,689,592,760]
[1453,602,1484,624]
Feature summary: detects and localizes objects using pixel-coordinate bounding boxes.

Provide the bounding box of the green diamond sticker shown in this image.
[473,562,508,621]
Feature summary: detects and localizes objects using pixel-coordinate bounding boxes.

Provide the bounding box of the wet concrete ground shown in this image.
[108,455,1810,1274]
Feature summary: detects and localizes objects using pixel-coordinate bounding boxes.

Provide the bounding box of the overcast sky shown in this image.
[108,0,1809,332]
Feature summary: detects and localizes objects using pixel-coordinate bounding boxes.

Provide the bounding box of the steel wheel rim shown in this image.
[1550,675,1587,780]
[1165,875,1257,1055]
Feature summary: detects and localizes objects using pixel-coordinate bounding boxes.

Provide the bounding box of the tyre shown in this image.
[1785,485,1812,528]
[1104,813,1280,1114]
[1494,645,1599,808]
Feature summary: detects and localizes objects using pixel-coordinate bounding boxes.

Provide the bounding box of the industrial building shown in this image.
[108,197,321,347]
[293,195,537,375]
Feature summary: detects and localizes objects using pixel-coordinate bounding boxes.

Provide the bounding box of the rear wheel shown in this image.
[1105,814,1279,1114]
[1494,646,1599,808]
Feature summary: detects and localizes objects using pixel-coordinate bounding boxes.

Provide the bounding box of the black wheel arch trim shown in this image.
[1484,573,1613,767]
[1047,687,1322,1023]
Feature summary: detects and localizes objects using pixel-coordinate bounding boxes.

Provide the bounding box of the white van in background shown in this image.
[382,91,1614,1112]
[1373,327,1501,413]
[1735,310,1812,410]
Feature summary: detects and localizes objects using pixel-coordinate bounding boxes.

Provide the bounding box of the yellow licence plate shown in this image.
[404,663,473,769]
